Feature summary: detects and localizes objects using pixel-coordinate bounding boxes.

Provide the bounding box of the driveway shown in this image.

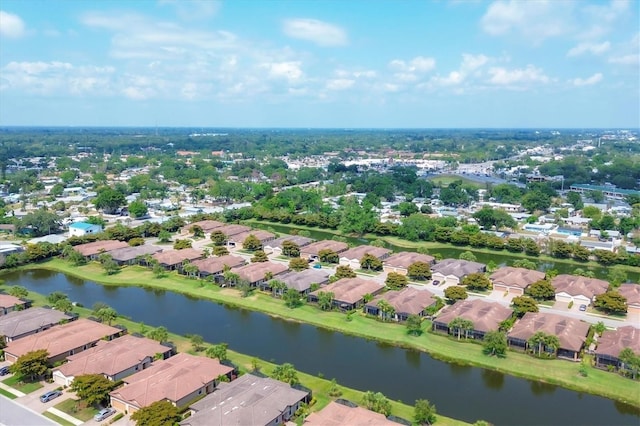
[16,381,72,414]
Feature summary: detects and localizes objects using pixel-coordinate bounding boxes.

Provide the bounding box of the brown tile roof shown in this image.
[304,401,401,425]
[340,245,392,261]
[153,248,203,266]
[431,258,486,279]
[183,374,309,426]
[232,230,275,243]
[192,255,246,275]
[217,224,251,237]
[232,261,289,283]
[74,240,129,257]
[0,294,23,309]
[618,284,640,306]
[595,326,640,358]
[309,278,384,305]
[551,274,609,299]
[383,251,435,268]
[367,288,437,316]
[110,353,233,409]
[266,236,314,249]
[490,267,546,290]
[278,269,331,292]
[108,245,162,262]
[301,240,349,256]
[183,220,224,233]
[435,299,513,333]
[5,318,121,360]
[55,334,170,378]
[0,307,72,340]
[508,312,590,352]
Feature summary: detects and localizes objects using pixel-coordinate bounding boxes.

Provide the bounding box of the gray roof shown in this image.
[267,236,314,249]
[0,307,72,339]
[108,244,162,262]
[182,374,309,426]
[278,269,331,292]
[431,258,486,279]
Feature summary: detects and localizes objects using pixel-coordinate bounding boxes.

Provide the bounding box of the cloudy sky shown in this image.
[0,0,638,128]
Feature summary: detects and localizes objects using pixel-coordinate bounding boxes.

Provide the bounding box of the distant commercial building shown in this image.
[569,184,640,200]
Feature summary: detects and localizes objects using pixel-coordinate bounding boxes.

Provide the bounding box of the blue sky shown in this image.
[0,0,638,128]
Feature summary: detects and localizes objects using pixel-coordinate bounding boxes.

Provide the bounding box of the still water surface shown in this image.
[3,269,639,425]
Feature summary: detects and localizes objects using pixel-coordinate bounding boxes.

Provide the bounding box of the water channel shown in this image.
[3,269,639,425]
[250,221,640,282]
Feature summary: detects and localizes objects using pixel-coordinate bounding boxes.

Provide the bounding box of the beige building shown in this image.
[382,251,435,275]
[305,401,402,425]
[551,274,609,306]
[490,267,546,296]
[618,284,640,316]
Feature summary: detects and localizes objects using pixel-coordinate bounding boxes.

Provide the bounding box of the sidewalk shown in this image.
[47,407,84,426]
[0,381,26,397]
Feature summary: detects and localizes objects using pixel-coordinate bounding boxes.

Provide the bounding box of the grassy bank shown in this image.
[9,271,468,426]
[10,259,639,408]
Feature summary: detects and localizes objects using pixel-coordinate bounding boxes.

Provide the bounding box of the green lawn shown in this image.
[426,174,485,188]
[0,387,17,399]
[42,411,76,426]
[54,398,99,422]
[2,375,43,394]
[15,258,640,408]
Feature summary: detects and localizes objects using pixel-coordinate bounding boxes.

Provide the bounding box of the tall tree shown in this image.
[243,234,262,251]
[95,307,118,325]
[70,374,114,407]
[361,391,392,416]
[594,291,627,315]
[10,349,49,381]
[147,326,169,343]
[360,253,383,271]
[93,187,126,214]
[385,272,408,290]
[334,265,357,279]
[444,286,468,304]
[282,240,300,257]
[525,280,556,301]
[407,261,432,281]
[511,296,539,318]
[289,257,309,271]
[414,399,437,425]
[131,400,180,426]
[317,291,334,311]
[406,314,423,336]
[206,343,228,361]
[251,250,268,263]
[449,317,474,340]
[483,330,508,357]
[461,272,492,291]
[272,363,299,385]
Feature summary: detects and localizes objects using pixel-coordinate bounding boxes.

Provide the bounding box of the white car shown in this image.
[94,408,116,422]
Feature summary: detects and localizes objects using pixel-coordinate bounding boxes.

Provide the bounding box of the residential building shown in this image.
[551,274,609,306]
[108,245,162,266]
[594,326,640,370]
[0,293,29,315]
[278,269,331,294]
[507,312,590,361]
[304,400,402,425]
[263,236,314,256]
[569,184,640,200]
[383,252,435,275]
[338,245,392,269]
[52,334,173,386]
[74,240,129,259]
[231,230,276,249]
[308,277,385,311]
[431,258,486,285]
[432,299,513,339]
[181,374,310,426]
[365,287,438,321]
[618,284,640,316]
[68,222,103,237]
[4,318,123,364]
[217,224,251,238]
[300,240,349,261]
[192,255,246,281]
[181,220,224,235]
[153,248,203,270]
[490,267,546,296]
[0,307,73,342]
[231,261,289,287]
[109,353,234,414]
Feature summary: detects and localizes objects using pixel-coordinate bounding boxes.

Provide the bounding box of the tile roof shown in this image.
[55,334,170,378]
[278,269,331,292]
[217,224,251,237]
[5,318,121,360]
[551,274,609,299]
[74,240,129,256]
[0,307,72,339]
[182,374,309,426]
[0,293,23,309]
[490,267,546,290]
[232,261,289,283]
[266,236,314,249]
[340,245,392,261]
[300,240,349,256]
[435,299,513,333]
[108,245,162,262]
[192,255,246,275]
[110,353,233,409]
[309,278,384,305]
[153,248,203,266]
[367,287,437,316]
[431,258,486,279]
[618,284,640,306]
[383,252,435,269]
[232,230,275,243]
[305,401,402,425]
[595,326,640,358]
[508,312,590,352]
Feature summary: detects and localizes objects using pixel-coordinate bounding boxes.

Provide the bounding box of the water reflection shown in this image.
[481,369,505,391]
[530,380,557,396]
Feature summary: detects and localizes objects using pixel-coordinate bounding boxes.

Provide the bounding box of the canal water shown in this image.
[3,269,639,425]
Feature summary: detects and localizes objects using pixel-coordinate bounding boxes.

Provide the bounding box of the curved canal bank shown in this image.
[2,265,639,425]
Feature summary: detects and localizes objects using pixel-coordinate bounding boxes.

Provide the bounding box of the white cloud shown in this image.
[567,41,611,57]
[282,18,347,47]
[608,54,639,65]
[480,0,569,43]
[389,56,436,73]
[430,53,489,88]
[0,10,26,38]
[487,65,550,87]
[262,61,304,81]
[571,73,603,86]
[326,78,354,91]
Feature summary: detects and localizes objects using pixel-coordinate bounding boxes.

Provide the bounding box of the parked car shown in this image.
[579,304,587,312]
[94,407,116,422]
[40,390,62,403]
[313,263,322,269]
[0,366,10,376]
[432,280,440,286]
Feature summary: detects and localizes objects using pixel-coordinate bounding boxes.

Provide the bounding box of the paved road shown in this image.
[0,395,56,426]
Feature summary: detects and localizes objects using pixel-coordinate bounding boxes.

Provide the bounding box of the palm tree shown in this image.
[377,299,395,322]
[270,280,287,298]
[96,307,118,326]
[544,334,560,357]
[182,262,199,279]
[449,317,474,340]
[527,331,548,357]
